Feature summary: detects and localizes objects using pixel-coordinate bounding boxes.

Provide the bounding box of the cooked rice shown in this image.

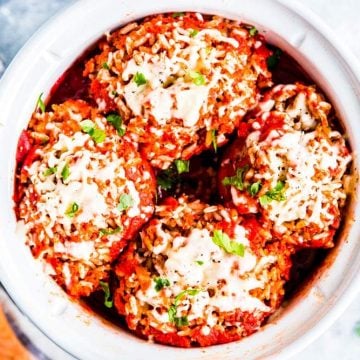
[114,196,292,347]
[12,11,353,348]
[219,84,352,248]
[84,13,273,169]
[16,100,156,297]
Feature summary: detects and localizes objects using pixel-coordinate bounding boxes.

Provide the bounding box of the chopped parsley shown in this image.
[80,119,106,144]
[156,160,191,190]
[133,72,147,86]
[249,26,258,36]
[212,229,245,257]
[174,316,189,327]
[172,12,185,18]
[117,193,134,212]
[156,165,178,191]
[195,260,204,265]
[157,174,174,190]
[43,166,57,176]
[99,227,122,236]
[222,165,249,191]
[80,119,95,133]
[154,278,170,292]
[248,181,262,196]
[61,163,70,181]
[189,70,206,86]
[65,202,79,218]
[189,29,199,37]
[259,181,286,206]
[168,306,177,323]
[91,128,106,143]
[36,93,46,113]
[168,288,202,326]
[211,129,217,152]
[267,48,282,70]
[106,113,126,136]
[174,159,190,174]
[99,281,113,308]
[175,289,202,302]
[102,62,110,70]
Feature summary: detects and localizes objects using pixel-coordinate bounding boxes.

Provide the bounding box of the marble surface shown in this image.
[0,0,360,359]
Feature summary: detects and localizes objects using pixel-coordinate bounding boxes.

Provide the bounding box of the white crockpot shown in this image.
[0,0,359,359]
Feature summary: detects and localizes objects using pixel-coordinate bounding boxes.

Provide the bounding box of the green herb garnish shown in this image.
[211,129,217,152]
[188,70,206,86]
[80,119,95,133]
[174,316,189,327]
[195,260,204,265]
[65,202,79,218]
[106,113,126,136]
[259,181,286,206]
[133,72,147,86]
[99,281,113,308]
[61,163,70,181]
[102,62,110,70]
[248,181,262,196]
[168,288,201,326]
[117,194,134,212]
[154,278,170,292]
[249,26,258,36]
[91,128,106,143]
[99,227,122,236]
[175,289,201,301]
[212,230,245,256]
[222,165,249,191]
[156,164,181,191]
[168,305,177,323]
[36,93,46,113]
[189,29,199,37]
[174,159,190,174]
[80,119,106,144]
[43,166,57,176]
[267,49,282,70]
[157,175,174,190]
[172,12,185,18]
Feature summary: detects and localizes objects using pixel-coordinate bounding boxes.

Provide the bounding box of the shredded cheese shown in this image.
[136,225,276,326]
[244,88,351,235]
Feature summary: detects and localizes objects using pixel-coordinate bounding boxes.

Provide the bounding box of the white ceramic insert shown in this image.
[0,0,359,359]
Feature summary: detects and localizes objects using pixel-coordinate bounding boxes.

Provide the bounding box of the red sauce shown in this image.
[48,46,98,107]
[41,33,329,334]
[258,112,286,141]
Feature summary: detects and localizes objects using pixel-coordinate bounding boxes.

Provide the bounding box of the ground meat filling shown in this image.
[16,100,156,297]
[84,13,273,169]
[219,84,352,248]
[114,196,292,347]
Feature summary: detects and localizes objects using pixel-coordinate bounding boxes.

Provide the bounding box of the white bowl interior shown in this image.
[0,0,359,359]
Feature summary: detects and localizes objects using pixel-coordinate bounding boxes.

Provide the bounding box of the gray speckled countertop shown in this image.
[0,0,359,359]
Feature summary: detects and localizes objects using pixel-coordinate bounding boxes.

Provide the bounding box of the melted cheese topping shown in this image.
[18,104,155,296]
[26,131,141,239]
[245,90,351,235]
[89,16,273,169]
[135,225,276,327]
[54,241,95,261]
[100,22,265,139]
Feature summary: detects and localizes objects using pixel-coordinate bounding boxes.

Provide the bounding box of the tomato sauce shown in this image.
[48,46,98,107]
[44,36,328,332]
